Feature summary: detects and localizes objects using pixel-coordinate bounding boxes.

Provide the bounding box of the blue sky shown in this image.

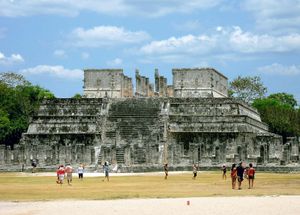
[0,0,300,103]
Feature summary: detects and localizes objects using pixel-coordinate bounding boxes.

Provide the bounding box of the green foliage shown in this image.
[0,109,11,141]
[268,92,297,108]
[253,96,300,141]
[229,76,267,104]
[72,93,82,99]
[0,72,55,146]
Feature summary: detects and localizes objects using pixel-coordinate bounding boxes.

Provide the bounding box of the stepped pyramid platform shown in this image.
[6,97,282,171]
[1,67,298,172]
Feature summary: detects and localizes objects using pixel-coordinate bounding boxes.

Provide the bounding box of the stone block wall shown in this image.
[83,69,133,98]
[172,68,228,98]
[1,97,298,172]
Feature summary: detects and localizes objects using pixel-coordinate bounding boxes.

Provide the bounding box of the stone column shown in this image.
[0,145,5,165]
[5,146,12,165]
[59,145,66,164]
[37,145,46,166]
[84,146,92,165]
[65,145,72,164]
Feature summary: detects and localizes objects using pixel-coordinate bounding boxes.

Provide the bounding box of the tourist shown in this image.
[65,164,73,185]
[78,164,84,180]
[192,164,198,179]
[221,164,227,180]
[56,165,65,185]
[103,161,110,182]
[248,163,256,189]
[237,162,245,190]
[31,159,37,173]
[164,163,168,180]
[230,163,237,189]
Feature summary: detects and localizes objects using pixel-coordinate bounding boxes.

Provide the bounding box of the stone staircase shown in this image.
[116,147,125,164]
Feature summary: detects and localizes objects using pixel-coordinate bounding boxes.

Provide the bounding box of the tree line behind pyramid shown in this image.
[0,68,299,171]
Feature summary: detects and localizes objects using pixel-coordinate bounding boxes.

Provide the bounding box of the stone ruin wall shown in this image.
[1,97,299,172]
[1,67,299,172]
[135,69,154,97]
[173,68,228,98]
[84,69,133,98]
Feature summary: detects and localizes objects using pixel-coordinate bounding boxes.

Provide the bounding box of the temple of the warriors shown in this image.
[1,68,299,171]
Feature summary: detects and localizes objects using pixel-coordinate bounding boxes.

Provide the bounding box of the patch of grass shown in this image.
[0,172,300,201]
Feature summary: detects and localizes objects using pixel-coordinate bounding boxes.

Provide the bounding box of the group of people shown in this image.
[230,162,256,189]
[55,162,111,185]
[56,163,76,185]
[164,162,255,190]
[55,161,255,190]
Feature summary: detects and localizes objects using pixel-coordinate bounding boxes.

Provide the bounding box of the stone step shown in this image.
[116,148,125,164]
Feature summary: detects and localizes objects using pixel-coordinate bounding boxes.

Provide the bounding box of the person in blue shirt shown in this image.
[103,161,110,182]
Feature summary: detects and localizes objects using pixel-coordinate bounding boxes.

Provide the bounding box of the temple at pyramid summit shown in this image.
[1,68,299,171]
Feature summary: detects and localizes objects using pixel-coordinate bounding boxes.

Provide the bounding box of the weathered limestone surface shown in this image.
[173,68,228,98]
[135,70,154,97]
[1,97,296,172]
[84,69,133,98]
[1,67,299,172]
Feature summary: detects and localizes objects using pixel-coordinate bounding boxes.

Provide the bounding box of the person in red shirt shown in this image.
[230,163,237,189]
[248,163,256,189]
[56,165,65,185]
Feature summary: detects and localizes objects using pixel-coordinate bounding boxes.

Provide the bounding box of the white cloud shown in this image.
[228,26,300,53]
[140,26,300,60]
[0,0,129,17]
[70,26,150,47]
[243,0,300,32]
[140,34,216,55]
[107,58,123,66]
[20,65,83,79]
[258,63,300,76]
[81,52,89,60]
[0,0,222,17]
[53,49,67,58]
[0,51,24,65]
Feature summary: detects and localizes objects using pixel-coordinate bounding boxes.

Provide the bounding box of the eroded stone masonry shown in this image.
[1,68,299,171]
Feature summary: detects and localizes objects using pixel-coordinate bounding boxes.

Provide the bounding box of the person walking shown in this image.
[31,159,37,173]
[248,163,256,189]
[65,164,73,185]
[164,163,168,180]
[192,164,198,180]
[237,162,245,190]
[78,164,84,180]
[221,164,227,180]
[56,165,65,185]
[103,161,110,182]
[230,163,237,189]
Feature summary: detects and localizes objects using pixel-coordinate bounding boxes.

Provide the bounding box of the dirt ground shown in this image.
[1,196,300,215]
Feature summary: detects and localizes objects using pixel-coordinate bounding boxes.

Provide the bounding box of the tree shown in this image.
[268,93,297,108]
[0,73,55,147]
[253,97,299,142]
[0,109,11,142]
[229,76,267,104]
[0,72,30,87]
[72,93,82,99]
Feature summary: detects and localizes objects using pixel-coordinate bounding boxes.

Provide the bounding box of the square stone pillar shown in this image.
[59,145,66,164]
[0,145,5,165]
[84,146,92,165]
